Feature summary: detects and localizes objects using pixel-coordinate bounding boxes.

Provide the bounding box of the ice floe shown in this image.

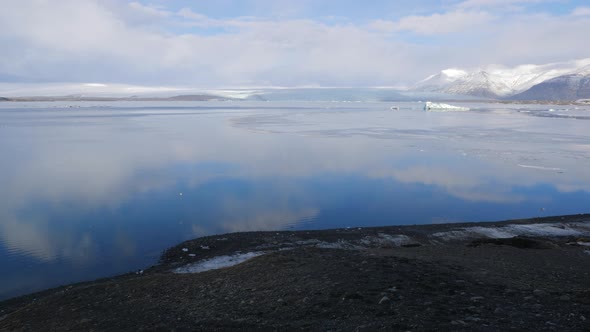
[423,102,469,112]
[517,164,564,172]
[174,252,264,274]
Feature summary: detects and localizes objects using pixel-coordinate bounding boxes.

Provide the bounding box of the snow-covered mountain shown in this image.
[412,59,590,99]
[511,73,590,101]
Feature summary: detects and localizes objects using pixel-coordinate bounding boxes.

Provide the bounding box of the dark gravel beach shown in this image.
[1,214,590,331]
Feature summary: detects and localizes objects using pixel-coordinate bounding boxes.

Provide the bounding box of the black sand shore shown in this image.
[1,214,590,331]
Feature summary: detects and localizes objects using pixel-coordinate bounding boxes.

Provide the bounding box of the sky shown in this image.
[0,0,589,88]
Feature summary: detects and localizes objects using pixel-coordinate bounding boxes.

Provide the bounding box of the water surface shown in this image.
[1,101,589,299]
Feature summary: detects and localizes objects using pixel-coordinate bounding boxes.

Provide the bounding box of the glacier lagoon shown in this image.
[0,100,589,299]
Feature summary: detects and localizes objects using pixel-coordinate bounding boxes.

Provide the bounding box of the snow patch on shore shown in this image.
[256,234,417,251]
[174,252,264,274]
[505,223,584,237]
[432,222,590,241]
[360,233,415,247]
[292,239,363,250]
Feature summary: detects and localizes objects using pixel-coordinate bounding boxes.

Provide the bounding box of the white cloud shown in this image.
[385,10,494,35]
[128,2,171,18]
[572,6,590,16]
[482,13,590,66]
[457,0,550,9]
[177,8,210,21]
[0,0,589,86]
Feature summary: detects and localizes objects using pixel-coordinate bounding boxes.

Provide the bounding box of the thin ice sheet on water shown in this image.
[174,252,264,274]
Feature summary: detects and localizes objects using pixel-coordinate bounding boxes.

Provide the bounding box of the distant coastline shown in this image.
[1,95,589,105]
[0,94,229,102]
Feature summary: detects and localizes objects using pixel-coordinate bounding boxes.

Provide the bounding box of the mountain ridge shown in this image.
[511,74,590,101]
[413,58,590,100]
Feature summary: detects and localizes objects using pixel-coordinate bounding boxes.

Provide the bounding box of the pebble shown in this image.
[470,296,484,302]
[533,289,547,297]
[378,296,391,305]
[451,320,467,326]
[559,295,570,301]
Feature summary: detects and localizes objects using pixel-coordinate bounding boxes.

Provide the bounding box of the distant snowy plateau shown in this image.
[412,58,590,101]
[2,59,590,103]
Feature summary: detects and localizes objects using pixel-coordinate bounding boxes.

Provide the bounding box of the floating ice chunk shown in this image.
[423,101,469,112]
[174,252,264,274]
[518,164,564,171]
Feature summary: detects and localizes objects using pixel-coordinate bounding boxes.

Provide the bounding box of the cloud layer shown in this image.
[0,0,588,87]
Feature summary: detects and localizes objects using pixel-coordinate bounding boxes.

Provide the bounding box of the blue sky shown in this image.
[0,0,589,87]
[144,0,586,21]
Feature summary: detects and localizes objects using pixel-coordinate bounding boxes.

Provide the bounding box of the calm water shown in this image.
[1,101,589,299]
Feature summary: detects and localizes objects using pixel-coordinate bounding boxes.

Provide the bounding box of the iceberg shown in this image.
[423,101,469,111]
